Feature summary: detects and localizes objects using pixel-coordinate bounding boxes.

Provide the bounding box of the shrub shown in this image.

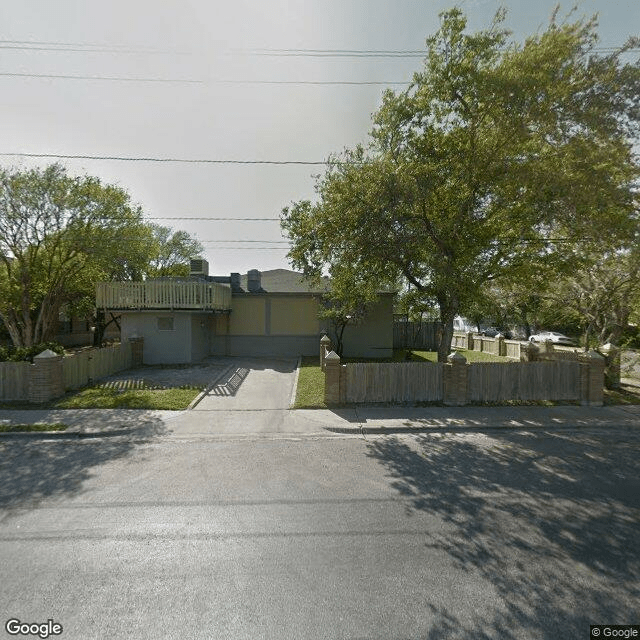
[0,342,65,362]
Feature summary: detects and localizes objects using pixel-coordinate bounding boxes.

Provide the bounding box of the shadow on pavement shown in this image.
[0,416,169,517]
[206,367,251,397]
[366,428,640,639]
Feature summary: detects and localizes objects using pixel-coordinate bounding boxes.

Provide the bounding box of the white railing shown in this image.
[96,281,231,311]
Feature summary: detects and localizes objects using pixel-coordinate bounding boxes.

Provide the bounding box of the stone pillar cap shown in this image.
[325,351,340,361]
[320,335,331,343]
[448,351,467,363]
[34,349,61,359]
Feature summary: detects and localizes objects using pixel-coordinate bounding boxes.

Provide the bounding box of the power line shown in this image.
[0,39,189,55]
[0,72,202,83]
[211,79,409,85]
[200,240,288,243]
[0,153,330,165]
[235,46,640,57]
[147,217,281,221]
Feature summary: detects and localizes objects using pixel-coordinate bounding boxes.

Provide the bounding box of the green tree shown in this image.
[545,246,640,348]
[282,8,639,361]
[145,224,204,278]
[0,164,152,346]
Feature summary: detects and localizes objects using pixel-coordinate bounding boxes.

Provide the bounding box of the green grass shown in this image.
[604,385,640,405]
[53,387,201,410]
[293,357,326,409]
[0,423,67,432]
[392,349,507,363]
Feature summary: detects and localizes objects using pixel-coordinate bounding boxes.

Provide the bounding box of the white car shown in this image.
[529,331,575,346]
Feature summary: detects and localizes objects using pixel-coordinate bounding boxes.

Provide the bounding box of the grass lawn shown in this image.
[293,357,327,409]
[0,423,67,432]
[604,385,640,405]
[53,387,201,410]
[392,348,507,363]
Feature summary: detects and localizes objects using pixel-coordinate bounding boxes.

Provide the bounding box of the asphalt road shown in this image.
[0,427,638,640]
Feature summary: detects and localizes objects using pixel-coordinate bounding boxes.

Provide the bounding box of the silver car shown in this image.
[529,331,575,346]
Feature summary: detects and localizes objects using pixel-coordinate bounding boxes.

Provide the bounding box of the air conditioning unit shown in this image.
[190,258,209,277]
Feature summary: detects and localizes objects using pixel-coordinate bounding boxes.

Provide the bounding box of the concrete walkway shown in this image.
[1,404,639,439]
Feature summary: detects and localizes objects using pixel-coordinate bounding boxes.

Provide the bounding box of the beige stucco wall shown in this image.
[270,297,320,335]
[229,297,266,335]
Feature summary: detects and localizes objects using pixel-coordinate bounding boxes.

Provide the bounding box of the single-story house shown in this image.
[96,263,394,364]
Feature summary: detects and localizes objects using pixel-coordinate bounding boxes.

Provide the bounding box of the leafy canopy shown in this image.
[0,164,203,346]
[282,7,639,360]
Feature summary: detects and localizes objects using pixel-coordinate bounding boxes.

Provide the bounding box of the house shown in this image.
[96,263,394,364]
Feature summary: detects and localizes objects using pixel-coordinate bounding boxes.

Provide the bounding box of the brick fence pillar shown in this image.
[444,351,468,406]
[320,335,331,371]
[521,341,539,362]
[495,334,505,356]
[466,332,474,350]
[599,343,620,389]
[29,349,65,404]
[129,337,144,367]
[579,350,605,406]
[324,351,344,404]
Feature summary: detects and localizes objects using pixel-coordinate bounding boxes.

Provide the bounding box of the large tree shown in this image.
[0,164,199,347]
[282,8,639,361]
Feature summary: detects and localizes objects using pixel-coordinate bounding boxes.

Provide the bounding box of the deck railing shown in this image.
[96,280,232,311]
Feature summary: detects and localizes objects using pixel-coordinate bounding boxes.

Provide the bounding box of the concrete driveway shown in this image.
[192,356,298,411]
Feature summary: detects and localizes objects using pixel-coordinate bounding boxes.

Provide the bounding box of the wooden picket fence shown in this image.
[393,321,441,350]
[345,362,444,403]
[341,360,585,404]
[62,343,132,390]
[0,343,134,402]
[0,361,31,401]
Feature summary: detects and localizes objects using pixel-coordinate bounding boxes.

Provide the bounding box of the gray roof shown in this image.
[238,269,330,294]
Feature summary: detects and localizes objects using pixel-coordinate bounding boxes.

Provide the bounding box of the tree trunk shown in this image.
[437,295,458,363]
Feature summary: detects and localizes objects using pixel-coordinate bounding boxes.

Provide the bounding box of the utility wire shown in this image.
[0,39,189,55]
[210,79,409,85]
[0,72,202,83]
[147,217,281,220]
[0,153,331,165]
[235,46,640,57]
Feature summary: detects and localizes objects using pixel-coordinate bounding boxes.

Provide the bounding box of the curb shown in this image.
[289,356,302,409]
[0,427,137,439]
[323,422,640,435]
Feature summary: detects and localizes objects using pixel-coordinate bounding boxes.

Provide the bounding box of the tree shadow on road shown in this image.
[0,421,168,518]
[365,427,640,639]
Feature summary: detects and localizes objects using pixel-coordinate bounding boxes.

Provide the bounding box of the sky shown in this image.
[0,0,638,277]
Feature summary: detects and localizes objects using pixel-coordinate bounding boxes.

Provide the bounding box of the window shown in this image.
[157,317,174,331]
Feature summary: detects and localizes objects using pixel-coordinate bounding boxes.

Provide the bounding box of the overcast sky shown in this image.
[1,0,638,277]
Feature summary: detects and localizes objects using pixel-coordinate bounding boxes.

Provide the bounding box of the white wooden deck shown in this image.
[96,280,232,311]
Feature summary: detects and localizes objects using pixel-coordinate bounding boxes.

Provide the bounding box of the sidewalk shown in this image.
[1,404,639,438]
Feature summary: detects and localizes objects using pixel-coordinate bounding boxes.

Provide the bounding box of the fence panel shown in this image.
[467,361,581,402]
[0,362,31,401]
[345,362,444,403]
[62,343,132,390]
[393,321,441,350]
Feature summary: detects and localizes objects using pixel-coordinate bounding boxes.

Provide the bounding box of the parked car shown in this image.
[480,326,513,339]
[529,331,575,346]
